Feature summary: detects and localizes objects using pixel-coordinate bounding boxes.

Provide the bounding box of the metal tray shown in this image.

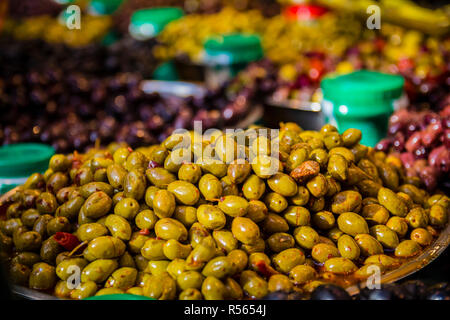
[263,98,324,131]
[140,80,263,129]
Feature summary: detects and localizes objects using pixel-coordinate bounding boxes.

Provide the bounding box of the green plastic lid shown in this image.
[203,33,264,65]
[53,0,75,4]
[321,70,405,147]
[84,294,154,300]
[321,70,404,105]
[0,143,55,178]
[89,0,124,16]
[152,61,179,81]
[129,7,184,40]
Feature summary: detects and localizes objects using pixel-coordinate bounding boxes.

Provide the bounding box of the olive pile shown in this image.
[376,106,450,191]
[0,122,448,300]
[0,37,253,152]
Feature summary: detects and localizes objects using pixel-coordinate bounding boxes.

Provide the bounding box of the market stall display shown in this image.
[376,106,450,192]
[0,123,448,299]
[0,0,449,301]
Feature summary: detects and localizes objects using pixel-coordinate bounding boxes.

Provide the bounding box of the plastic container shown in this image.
[0,143,55,194]
[320,70,405,147]
[201,33,264,89]
[128,7,184,81]
[129,7,184,41]
[88,0,124,16]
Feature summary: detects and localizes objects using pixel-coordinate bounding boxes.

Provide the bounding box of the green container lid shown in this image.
[203,33,264,65]
[89,0,124,16]
[321,70,405,147]
[84,294,154,300]
[0,143,55,194]
[152,61,179,81]
[129,7,184,40]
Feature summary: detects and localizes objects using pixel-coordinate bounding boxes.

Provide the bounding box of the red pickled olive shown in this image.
[400,152,415,169]
[405,132,422,153]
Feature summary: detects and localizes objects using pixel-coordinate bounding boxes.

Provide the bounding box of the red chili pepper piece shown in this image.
[255,260,279,278]
[139,228,150,235]
[148,161,161,169]
[53,232,80,251]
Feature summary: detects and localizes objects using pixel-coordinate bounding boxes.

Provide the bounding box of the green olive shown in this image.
[289,186,310,206]
[29,262,56,290]
[82,191,112,219]
[369,225,399,249]
[331,191,362,214]
[266,232,295,253]
[196,204,226,230]
[79,182,114,198]
[105,267,138,289]
[337,212,369,236]
[245,200,268,223]
[337,234,360,260]
[202,256,232,278]
[429,204,448,227]
[342,128,362,147]
[405,207,429,229]
[56,258,88,280]
[410,228,433,246]
[327,154,348,182]
[312,210,335,230]
[306,174,329,198]
[227,160,251,184]
[163,239,192,260]
[289,265,317,285]
[114,198,140,220]
[105,214,132,241]
[212,230,238,254]
[395,240,421,258]
[217,195,249,217]
[231,217,260,245]
[272,248,305,273]
[198,174,223,201]
[123,170,147,200]
[173,206,197,228]
[178,163,202,184]
[228,249,248,275]
[143,272,176,300]
[311,243,340,263]
[378,188,408,217]
[179,288,203,300]
[201,276,227,300]
[177,271,204,291]
[76,223,108,242]
[361,204,389,225]
[167,181,200,206]
[155,218,188,241]
[324,257,357,274]
[240,270,268,299]
[9,263,31,285]
[293,226,320,249]
[83,236,126,261]
[135,209,158,230]
[36,192,58,214]
[355,234,383,257]
[386,216,409,238]
[264,192,288,213]
[267,173,298,197]
[70,281,98,300]
[364,254,399,269]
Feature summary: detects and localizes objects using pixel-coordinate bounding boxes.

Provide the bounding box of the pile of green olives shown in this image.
[0,123,448,300]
